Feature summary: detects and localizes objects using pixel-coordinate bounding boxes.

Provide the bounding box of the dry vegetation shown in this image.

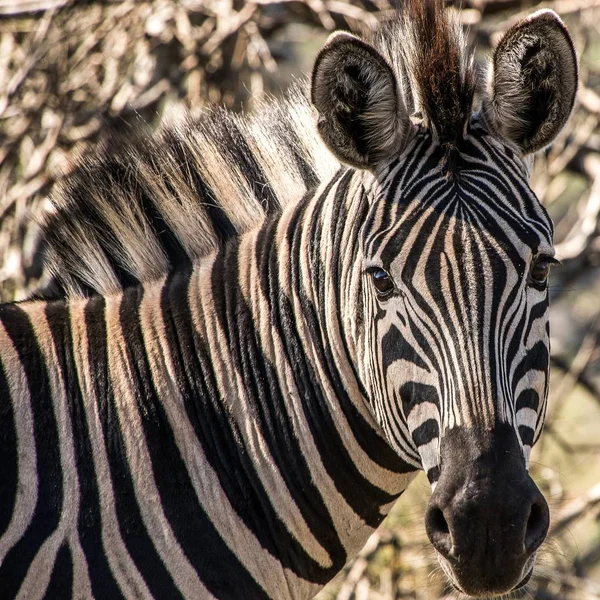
[0,0,599,599]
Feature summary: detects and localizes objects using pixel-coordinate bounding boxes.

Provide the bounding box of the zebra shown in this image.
[0,1,578,598]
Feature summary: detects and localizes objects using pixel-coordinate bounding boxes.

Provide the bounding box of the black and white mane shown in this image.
[39,90,340,297]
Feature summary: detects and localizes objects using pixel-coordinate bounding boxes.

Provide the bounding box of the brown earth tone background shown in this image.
[0,1,599,598]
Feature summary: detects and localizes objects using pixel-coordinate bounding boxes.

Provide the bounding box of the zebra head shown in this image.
[312,3,577,597]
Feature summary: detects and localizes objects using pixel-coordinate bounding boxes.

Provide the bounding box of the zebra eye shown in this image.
[369,267,395,298]
[530,256,557,284]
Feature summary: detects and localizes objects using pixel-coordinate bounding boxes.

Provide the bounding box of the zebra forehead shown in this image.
[364,200,551,272]
[363,131,553,265]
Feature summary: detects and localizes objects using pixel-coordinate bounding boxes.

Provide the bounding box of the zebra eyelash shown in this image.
[528,255,560,287]
[544,256,561,267]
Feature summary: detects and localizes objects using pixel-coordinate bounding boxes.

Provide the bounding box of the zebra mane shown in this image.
[39,88,340,298]
[371,0,477,151]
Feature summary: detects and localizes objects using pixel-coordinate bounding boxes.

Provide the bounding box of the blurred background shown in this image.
[0,0,598,598]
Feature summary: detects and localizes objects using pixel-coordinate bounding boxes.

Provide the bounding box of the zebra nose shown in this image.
[425,483,550,595]
[423,425,552,595]
[425,490,549,560]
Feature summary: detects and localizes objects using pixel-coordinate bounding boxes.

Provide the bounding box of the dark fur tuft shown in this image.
[372,0,477,154]
[410,0,476,147]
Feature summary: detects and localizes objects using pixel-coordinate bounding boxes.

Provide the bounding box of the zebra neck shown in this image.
[169,169,418,595]
[0,170,418,599]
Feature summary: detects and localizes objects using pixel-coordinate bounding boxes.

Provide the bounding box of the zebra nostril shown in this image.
[525,500,549,555]
[430,507,449,533]
[426,506,453,559]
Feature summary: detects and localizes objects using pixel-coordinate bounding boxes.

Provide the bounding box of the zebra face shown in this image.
[312,4,577,597]
[361,129,556,471]
[358,130,554,595]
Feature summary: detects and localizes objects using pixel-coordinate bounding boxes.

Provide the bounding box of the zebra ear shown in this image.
[311,32,409,169]
[483,9,578,155]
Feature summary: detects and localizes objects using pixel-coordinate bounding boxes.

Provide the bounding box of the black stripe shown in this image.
[52,297,123,599]
[478,136,553,238]
[93,152,176,282]
[426,465,440,484]
[0,303,63,598]
[0,342,18,539]
[66,291,179,598]
[512,340,549,398]
[219,117,280,213]
[518,425,535,447]
[378,177,447,266]
[522,297,549,344]
[50,158,145,293]
[382,324,430,375]
[461,175,542,249]
[399,382,438,415]
[386,388,421,459]
[412,418,440,448]
[168,125,237,244]
[156,268,273,597]
[506,308,530,390]
[209,238,347,583]
[42,543,73,600]
[515,388,539,413]
[467,223,492,411]
[381,134,434,222]
[134,136,192,270]
[281,126,320,190]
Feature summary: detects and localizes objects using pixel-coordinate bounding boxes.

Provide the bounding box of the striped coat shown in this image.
[0,2,578,598]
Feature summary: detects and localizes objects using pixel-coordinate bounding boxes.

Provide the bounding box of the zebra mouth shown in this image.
[514,566,534,590]
[438,555,535,598]
[447,571,534,598]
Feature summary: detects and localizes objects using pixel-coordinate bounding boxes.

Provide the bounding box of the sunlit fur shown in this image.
[38,91,340,298]
[0,1,577,598]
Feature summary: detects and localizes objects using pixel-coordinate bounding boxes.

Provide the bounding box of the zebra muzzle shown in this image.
[424,423,549,597]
